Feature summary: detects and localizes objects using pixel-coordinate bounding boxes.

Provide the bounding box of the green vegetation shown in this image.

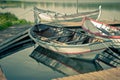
[0,12,31,30]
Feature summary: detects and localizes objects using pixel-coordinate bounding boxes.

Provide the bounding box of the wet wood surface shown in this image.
[53,68,120,80]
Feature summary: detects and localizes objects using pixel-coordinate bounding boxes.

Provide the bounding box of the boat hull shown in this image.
[38,12,99,22]
[28,22,116,60]
[82,17,120,49]
[35,40,111,59]
[29,27,112,59]
[34,5,101,23]
[35,40,112,59]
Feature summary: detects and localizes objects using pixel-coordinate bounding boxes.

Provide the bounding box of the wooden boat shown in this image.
[95,47,120,68]
[82,17,120,48]
[34,5,101,24]
[28,24,114,59]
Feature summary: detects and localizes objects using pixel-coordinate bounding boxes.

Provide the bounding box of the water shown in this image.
[0,1,120,80]
[0,1,120,22]
[0,43,65,80]
[0,42,104,80]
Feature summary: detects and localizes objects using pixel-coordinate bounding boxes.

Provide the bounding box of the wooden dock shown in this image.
[48,21,120,27]
[53,68,120,80]
[0,29,34,59]
[0,68,6,80]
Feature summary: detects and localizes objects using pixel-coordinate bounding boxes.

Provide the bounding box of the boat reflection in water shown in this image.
[30,46,103,76]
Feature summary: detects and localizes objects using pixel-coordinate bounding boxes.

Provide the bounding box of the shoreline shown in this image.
[0,20,120,43]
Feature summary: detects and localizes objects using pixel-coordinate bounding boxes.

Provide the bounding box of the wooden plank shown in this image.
[59,22,83,27]
[59,21,120,27]
[53,68,120,80]
[0,68,6,80]
[0,29,29,47]
[48,21,120,28]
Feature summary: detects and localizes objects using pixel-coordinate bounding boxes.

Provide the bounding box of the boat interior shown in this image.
[33,24,104,45]
[89,20,120,36]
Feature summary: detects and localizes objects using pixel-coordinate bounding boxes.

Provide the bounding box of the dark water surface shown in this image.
[0,42,105,80]
[0,44,65,80]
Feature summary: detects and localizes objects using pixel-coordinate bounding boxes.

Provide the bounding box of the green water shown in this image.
[0,44,65,80]
[0,1,120,80]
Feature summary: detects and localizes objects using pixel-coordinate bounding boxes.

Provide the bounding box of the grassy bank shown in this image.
[0,12,31,30]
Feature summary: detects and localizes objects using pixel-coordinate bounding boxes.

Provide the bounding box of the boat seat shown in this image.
[90,38,103,43]
[65,33,87,44]
[57,32,75,42]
